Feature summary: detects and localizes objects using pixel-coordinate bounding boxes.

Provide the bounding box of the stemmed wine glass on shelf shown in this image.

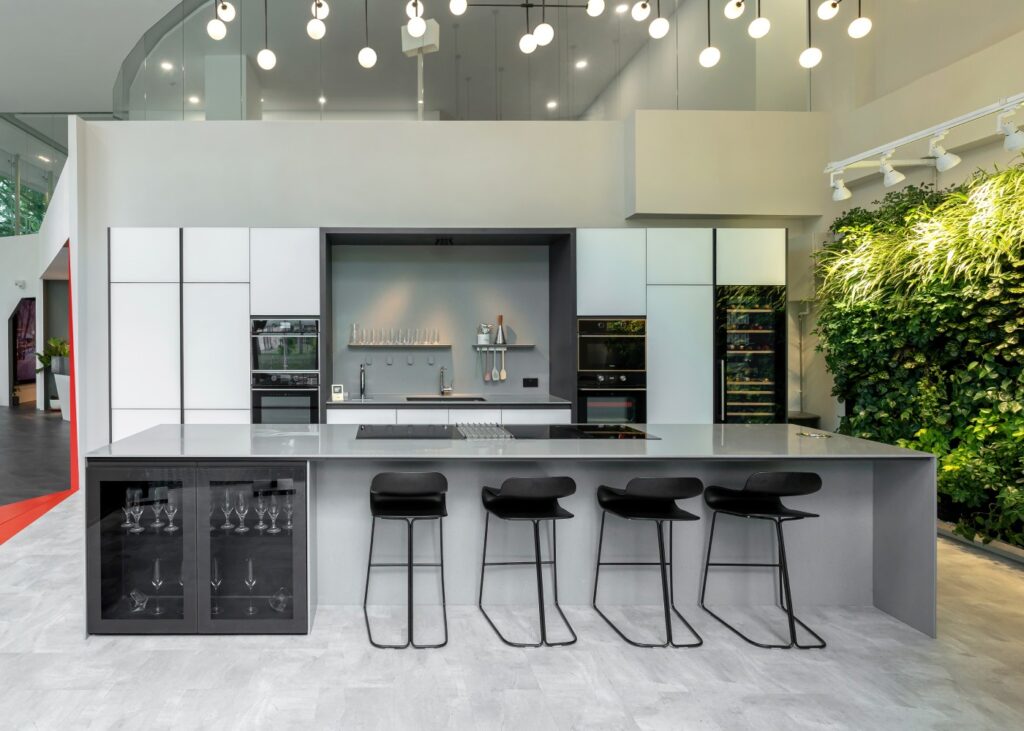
[284,495,294,531]
[164,494,179,533]
[151,558,165,616]
[210,558,223,616]
[120,489,135,528]
[235,492,250,533]
[149,489,166,530]
[254,494,268,532]
[266,496,281,535]
[220,490,234,530]
[243,557,257,616]
[129,492,145,534]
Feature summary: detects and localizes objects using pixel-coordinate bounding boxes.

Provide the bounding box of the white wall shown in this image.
[0,235,42,407]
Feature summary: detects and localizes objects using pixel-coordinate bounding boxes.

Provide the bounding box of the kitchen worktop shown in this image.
[324,393,571,408]
[87,423,932,461]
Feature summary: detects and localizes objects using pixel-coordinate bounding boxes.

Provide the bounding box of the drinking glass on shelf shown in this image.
[267,497,282,535]
[151,558,165,616]
[234,492,250,533]
[283,495,294,531]
[129,493,145,534]
[210,558,223,616]
[415,328,423,345]
[243,557,258,616]
[120,489,134,528]
[351,323,360,344]
[431,328,440,345]
[149,500,166,530]
[164,494,179,533]
[254,494,268,532]
[220,490,234,530]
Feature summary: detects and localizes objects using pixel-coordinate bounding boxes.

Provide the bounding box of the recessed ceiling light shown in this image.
[37,155,51,164]
[160,61,174,72]
[260,97,265,103]
[188,95,200,104]
[575,59,588,69]
[546,100,558,110]
[615,3,629,13]
[318,95,327,105]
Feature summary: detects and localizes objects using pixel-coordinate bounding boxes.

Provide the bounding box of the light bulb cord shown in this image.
[364,0,370,44]
[264,0,269,47]
[806,0,811,45]
[706,0,711,45]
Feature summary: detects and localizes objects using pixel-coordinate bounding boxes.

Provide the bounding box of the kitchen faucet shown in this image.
[359,363,367,400]
[440,366,454,396]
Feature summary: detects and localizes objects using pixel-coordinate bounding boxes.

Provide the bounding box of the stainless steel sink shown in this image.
[405,396,487,402]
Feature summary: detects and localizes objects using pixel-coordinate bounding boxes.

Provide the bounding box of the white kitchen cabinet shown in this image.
[449,408,502,424]
[647,229,714,285]
[396,409,449,425]
[111,409,181,442]
[185,409,251,424]
[250,228,320,316]
[183,283,250,410]
[183,228,249,282]
[109,228,180,283]
[647,285,714,424]
[326,409,397,425]
[110,283,180,410]
[576,229,647,316]
[500,408,572,425]
[715,228,787,286]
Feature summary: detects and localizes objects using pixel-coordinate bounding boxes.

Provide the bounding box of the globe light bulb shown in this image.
[699,45,721,68]
[450,0,468,15]
[648,16,669,38]
[311,0,330,19]
[207,18,227,40]
[358,46,377,69]
[534,22,554,46]
[307,18,326,40]
[586,0,606,17]
[799,46,822,68]
[407,16,427,37]
[257,48,277,70]
[723,0,745,20]
[217,1,236,22]
[748,15,770,38]
[848,15,872,38]
[519,33,537,54]
[406,0,424,19]
[817,1,839,21]
[631,1,651,22]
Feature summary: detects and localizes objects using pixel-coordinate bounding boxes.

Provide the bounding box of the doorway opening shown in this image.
[7,297,36,408]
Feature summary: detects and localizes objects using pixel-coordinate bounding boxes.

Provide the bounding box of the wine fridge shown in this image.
[714,285,786,424]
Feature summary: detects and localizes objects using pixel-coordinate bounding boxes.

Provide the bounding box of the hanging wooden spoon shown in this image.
[499,349,507,381]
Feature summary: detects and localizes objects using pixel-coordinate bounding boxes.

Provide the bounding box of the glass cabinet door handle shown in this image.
[719,360,726,422]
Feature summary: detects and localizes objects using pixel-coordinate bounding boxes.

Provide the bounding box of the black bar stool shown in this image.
[478,476,578,647]
[363,471,448,649]
[592,477,704,648]
[699,471,826,650]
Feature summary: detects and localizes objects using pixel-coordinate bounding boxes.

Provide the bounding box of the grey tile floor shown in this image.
[0,406,70,507]
[0,492,1022,730]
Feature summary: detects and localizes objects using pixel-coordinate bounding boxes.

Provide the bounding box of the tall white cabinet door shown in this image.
[110,283,181,410]
[111,409,182,441]
[250,228,320,316]
[183,228,250,282]
[183,283,250,410]
[647,286,714,424]
[109,228,180,282]
[715,229,787,286]
[647,229,714,285]
[576,229,647,316]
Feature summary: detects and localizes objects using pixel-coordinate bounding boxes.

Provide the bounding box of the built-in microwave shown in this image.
[251,319,319,373]
[577,318,646,372]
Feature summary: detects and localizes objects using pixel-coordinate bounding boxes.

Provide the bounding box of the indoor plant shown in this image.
[36,337,70,409]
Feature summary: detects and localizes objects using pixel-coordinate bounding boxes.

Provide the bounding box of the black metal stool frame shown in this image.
[478,513,578,648]
[363,514,448,650]
[592,512,703,648]
[699,510,825,650]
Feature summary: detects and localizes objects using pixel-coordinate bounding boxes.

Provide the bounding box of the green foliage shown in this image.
[0,174,48,236]
[35,337,70,372]
[815,164,1024,547]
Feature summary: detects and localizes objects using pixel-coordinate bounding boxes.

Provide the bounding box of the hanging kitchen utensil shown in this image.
[499,349,507,381]
[484,347,491,382]
[491,347,500,382]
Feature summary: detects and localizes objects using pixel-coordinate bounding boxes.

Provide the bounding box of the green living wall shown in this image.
[816,164,1024,547]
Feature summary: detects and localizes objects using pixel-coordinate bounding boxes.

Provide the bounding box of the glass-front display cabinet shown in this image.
[715,285,787,424]
[86,461,307,635]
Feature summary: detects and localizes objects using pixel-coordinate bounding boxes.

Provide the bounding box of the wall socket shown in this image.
[522,377,539,388]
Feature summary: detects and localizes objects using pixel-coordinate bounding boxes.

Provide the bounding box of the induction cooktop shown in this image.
[354,424,658,440]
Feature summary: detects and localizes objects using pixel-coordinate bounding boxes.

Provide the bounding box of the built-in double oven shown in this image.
[577,318,647,424]
[251,319,320,424]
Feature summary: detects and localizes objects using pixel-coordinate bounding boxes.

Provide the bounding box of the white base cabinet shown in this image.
[501,409,572,425]
[326,409,397,425]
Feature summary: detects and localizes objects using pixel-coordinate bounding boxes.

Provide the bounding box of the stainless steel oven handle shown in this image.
[578,388,647,392]
[251,388,319,393]
[719,359,726,422]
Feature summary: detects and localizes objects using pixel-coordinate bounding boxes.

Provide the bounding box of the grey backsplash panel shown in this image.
[332,245,550,396]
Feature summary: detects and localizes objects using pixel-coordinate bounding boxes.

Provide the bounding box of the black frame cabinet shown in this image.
[86,460,308,635]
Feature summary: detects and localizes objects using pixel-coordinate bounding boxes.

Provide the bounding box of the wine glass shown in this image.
[210,558,223,616]
[129,493,145,534]
[267,497,281,535]
[432,328,440,345]
[254,494,268,532]
[234,492,250,533]
[151,558,165,616]
[243,557,257,616]
[164,494,179,533]
[149,496,165,529]
[220,490,234,530]
[120,489,134,528]
[283,495,294,531]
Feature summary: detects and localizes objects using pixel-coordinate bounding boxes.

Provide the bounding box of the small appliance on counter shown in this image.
[330,384,346,402]
[577,318,647,424]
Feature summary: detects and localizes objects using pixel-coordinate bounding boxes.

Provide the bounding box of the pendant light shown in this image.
[216,1,236,22]
[699,0,721,67]
[207,1,227,40]
[586,0,606,17]
[748,0,770,38]
[534,1,554,46]
[847,0,871,38]
[307,1,327,40]
[648,1,669,39]
[407,1,427,38]
[816,0,839,21]
[724,0,745,20]
[631,1,652,22]
[312,0,330,19]
[256,0,276,70]
[406,0,425,18]
[358,0,377,68]
[450,0,468,16]
[798,0,822,68]
[519,5,537,53]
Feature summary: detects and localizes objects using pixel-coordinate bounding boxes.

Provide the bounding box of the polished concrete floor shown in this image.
[0,406,70,507]
[0,492,1022,729]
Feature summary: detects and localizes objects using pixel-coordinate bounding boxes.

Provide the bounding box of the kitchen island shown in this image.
[85,423,936,637]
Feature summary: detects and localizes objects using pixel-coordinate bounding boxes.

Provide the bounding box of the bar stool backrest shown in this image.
[744,471,821,497]
[370,471,448,497]
[625,476,703,499]
[498,476,576,499]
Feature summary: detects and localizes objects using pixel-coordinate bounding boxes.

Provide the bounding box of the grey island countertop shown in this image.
[324,393,571,409]
[87,423,933,461]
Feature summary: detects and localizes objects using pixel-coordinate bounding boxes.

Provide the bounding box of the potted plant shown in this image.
[36,337,70,410]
